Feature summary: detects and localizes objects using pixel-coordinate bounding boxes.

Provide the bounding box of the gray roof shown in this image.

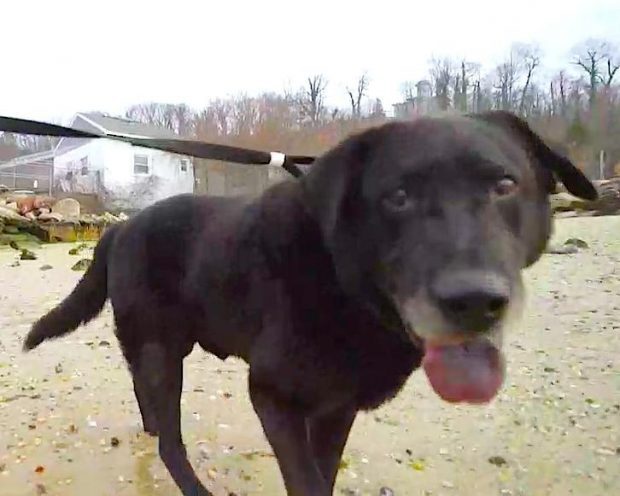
[76,112,181,139]
[0,149,55,170]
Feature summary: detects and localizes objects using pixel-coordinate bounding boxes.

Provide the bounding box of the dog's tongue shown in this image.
[422,339,504,404]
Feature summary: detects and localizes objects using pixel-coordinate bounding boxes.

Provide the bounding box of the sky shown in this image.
[1,0,619,124]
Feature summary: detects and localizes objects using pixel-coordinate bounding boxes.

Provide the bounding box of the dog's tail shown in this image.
[23,224,120,351]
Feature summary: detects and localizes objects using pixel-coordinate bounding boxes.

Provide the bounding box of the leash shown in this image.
[0,115,315,178]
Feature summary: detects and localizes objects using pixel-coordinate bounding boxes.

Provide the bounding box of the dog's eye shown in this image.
[382,188,413,212]
[492,176,518,198]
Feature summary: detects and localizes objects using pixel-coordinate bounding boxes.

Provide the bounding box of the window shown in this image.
[80,156,89,176]
[134,154,150,174]
[180,159,189,172]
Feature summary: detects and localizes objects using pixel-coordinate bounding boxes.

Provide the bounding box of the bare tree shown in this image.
[193,99,232,139]
[515,43,541,115]
[107,40,620,185]
[602,58,620,88]
[125,103,194,134]
[212,99,232,136]
[0,133,22,161]
[193,108,219,139]
[572,39,619,107]
[170,104,193,136]
[347,73,369,119]
[295,75,327,126]
[255,93,297,131]
[453,61,480,112]
[494,64,511,110]
[550,70,569,117]
[400,81,416,101]
[549,80,557,116]
[430,58,455,111]
[527,83,546,118]
[453,61,467,112]
[470,64,490,113]
[125,103,161,126]
[231,95,258,136]
[568,77,588,114]
[16,135,57,153]
[493,47,522,112]
[472,80,482,113]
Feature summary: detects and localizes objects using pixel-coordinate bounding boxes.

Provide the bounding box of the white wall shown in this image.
[53,140,106,194]
[101,140,194,211]
[54,140,105,177]
[54,139,194,211]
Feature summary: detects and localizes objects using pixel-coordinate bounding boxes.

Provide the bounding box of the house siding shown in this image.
[53,140,106,194]
[101,141,194,211]
[54,139,194,211]
[198,161,290,197]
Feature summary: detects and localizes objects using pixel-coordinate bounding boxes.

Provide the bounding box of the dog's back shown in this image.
[24,192,258,357]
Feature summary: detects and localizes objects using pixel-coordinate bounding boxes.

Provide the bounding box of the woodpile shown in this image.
[0,194,127,244]
[551,177,620,217]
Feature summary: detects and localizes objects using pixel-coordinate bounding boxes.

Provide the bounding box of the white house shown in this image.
[54,113,194,211]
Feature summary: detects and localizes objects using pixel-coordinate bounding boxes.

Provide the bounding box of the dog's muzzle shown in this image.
[430,269,511,333]
[393,269,517,405]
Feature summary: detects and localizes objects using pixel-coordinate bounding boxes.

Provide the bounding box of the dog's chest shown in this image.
[295,311,423,412]
[351,327,423,410]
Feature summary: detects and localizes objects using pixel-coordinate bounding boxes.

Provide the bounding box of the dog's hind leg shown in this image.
[119,338,159,436]
[136,342,212,496]
[128,360,160,436]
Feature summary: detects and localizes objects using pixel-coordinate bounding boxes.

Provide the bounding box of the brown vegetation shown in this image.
[1,38,618,179]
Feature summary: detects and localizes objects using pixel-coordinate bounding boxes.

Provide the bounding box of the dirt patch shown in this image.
[1,217,619,495]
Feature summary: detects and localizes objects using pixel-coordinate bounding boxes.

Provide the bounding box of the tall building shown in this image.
[392,79,436,120]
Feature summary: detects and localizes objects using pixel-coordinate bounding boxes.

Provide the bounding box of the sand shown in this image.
[1,216,619,496]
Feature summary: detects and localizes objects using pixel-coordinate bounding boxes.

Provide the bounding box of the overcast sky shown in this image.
[1,0,618,124]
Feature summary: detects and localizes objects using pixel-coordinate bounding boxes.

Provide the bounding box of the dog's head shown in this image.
[302,111,597,404]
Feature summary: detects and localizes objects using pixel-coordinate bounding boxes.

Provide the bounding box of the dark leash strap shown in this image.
[0,115,315,178]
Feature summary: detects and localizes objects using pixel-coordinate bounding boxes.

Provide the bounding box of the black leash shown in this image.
[0,115,315,178]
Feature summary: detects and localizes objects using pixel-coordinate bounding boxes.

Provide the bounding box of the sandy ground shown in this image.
[1,216,619,496]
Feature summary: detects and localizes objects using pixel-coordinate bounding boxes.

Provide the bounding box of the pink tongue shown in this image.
[422,339,504,404]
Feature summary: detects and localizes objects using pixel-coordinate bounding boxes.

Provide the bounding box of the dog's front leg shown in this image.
[249,382,329,496]
[307,406,357,492]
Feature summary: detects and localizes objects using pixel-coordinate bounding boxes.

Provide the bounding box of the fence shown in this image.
[0,154,54,194]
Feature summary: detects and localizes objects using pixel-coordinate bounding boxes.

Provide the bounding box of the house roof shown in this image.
[54,112,185,156]
[76,112,181,139]
[0,149,55,171]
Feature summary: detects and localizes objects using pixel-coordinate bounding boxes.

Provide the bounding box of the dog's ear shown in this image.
[301,127,409,334]
[472,111,598,201]
[301,127,381,295]
[301,140,357,243]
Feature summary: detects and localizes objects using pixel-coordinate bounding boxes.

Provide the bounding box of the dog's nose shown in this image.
[431,271,510,331]
[437,289,508,329]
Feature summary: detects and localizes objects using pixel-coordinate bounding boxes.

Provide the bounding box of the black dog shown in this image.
[24,111,597,496]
